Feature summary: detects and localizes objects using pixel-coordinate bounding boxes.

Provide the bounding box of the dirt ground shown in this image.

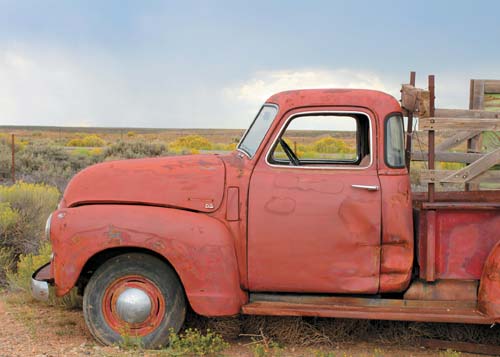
[0,293,489,357]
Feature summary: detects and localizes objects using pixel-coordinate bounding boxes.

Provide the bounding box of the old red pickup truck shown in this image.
[32,88,500,348]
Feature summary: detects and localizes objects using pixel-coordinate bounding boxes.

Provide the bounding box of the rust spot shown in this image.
[264,196,296,215]
[106,225,123,245]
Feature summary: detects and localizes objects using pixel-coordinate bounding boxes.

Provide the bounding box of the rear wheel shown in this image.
[83,253,186,348]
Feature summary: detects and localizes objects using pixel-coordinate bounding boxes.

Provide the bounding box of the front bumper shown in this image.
[31,262,53,301]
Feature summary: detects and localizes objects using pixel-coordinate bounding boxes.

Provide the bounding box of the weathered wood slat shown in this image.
[419,117,500,131]
[467,80,486,191]
[419,169,500,184]
[434,108,500,119]
[484,80,500,94]
[421,202,500,210]
[435,131,483,151]
[411,151,484,164]
[441,148,500,183]
[420,338,500,356]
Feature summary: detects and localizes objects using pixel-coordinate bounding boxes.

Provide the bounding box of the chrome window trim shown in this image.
[236,103,279,159]
[265,110,374,171]
[236,148,250,158]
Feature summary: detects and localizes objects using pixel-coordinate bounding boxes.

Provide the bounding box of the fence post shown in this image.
[11,133,16,183]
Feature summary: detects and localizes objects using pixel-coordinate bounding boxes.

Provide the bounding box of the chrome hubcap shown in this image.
[115,288,152,324]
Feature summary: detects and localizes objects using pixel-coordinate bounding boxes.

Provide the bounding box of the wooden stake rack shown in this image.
[401,73,500,199]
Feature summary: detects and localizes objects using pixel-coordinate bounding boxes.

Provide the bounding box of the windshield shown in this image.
[238,105,278,158]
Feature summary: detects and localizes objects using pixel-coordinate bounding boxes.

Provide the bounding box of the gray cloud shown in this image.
[0,46,483,130]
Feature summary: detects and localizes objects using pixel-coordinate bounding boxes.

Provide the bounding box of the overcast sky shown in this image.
[0,1,499,129]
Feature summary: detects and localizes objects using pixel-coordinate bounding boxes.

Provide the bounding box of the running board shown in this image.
[242,293,493,325]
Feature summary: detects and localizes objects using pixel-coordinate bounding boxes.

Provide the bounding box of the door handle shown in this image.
[352,184,379,191]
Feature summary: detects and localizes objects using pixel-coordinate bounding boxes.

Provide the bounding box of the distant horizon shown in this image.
[0,125,248,131]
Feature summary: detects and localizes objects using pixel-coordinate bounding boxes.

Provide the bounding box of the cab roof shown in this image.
[266,89,402,118]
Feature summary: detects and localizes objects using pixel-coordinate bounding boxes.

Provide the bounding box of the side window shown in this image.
[385,114,405,168]
[268,114,371,167]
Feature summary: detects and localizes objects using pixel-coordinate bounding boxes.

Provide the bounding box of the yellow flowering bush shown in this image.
[169,135,213,153]
[0,182,59,285]
[67,134,105,147]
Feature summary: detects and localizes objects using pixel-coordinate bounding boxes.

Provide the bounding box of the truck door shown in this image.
[248,110,382,294]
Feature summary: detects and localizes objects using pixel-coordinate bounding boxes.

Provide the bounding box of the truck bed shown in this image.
[412,190,500,282]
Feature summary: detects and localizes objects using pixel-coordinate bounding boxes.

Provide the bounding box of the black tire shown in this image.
[83,253,186,348]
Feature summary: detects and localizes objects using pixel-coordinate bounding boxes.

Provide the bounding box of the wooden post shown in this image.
[428,75,435,202]
[467,79,484,191]
[405,71,416,169]
[11,133,15,183]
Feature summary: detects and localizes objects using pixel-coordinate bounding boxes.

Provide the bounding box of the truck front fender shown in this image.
[50,204,247,316]
[479,240,500,320]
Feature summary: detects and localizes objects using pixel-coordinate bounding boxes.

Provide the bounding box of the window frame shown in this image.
[265,110,373,170]
[237,104,279,159]
[384,113,406,169]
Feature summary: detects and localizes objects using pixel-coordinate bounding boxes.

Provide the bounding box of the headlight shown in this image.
[45,213,53,240]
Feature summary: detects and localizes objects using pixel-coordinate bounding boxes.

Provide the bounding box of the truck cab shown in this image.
[32,88,500,348]
[238,90,412,295]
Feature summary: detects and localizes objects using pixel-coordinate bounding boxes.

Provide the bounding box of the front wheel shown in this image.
[83,253,186,348]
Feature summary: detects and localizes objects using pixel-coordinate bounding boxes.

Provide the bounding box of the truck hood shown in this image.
[61,154,225,213]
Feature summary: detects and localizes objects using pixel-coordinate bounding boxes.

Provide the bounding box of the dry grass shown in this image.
[2,293,493,356]
[185,311,500,349]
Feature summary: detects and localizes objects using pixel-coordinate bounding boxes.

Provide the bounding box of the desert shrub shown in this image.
[17,144,101,191]
[311,136,354,154]
[66,138,83,146]
[103,141,169,160]
[89,147,103,156]
[0,135,24,180]
[212,142,237,151]
[0,143,10,179]
[439,162,465,170]
[0,182,59,285]
[6,241,52,292]
[67,134,105,147]
[169,135,213,153]
[165,328,229,355]
[0,204,19,282]
[5,241,80,308]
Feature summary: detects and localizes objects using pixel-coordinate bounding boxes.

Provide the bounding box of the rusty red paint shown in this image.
[404,280,478,301]
[102,275,166,336]
[478,241,500,319]
[378,174,413,292]
[38,88,500,328]
[50,204,246,316]
[247,142,382,293]
[419,208,500,280]
[225,187,240,221]
[33,262,53,281]
[61,155,225,213]
[243,293,492,324]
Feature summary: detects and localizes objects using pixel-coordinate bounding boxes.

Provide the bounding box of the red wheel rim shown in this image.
[102,275,166,336]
